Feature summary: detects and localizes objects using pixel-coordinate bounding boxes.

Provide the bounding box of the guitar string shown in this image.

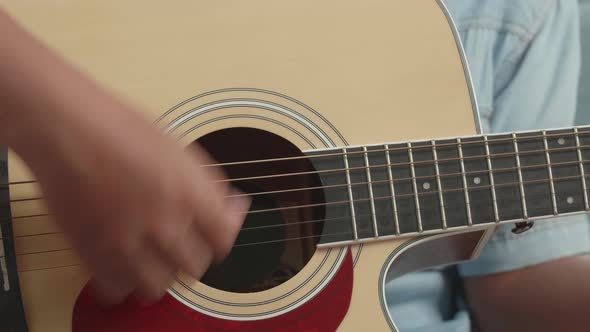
[199,130,590,167]
[0,156,579,236]
[2,147,588,207]
[1,175,587,263]
[1,132,588,266]
[1,170,587,228]
[9,190,588,274]
[2,186,570,243]
[4,189,585,274]
[1,132,589,187]
[17,264,79,273]
[212,145,590,184]
[4,158,589,208]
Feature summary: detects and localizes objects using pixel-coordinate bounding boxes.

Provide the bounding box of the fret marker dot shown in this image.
[567,196,575,205]
[423,182,431,190]
[558,137,565,145]
[473,177,481,185]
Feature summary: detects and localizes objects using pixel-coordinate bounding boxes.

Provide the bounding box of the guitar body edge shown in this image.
[338,228,493,331]
[0,149,28,332]
[1,0,485,330]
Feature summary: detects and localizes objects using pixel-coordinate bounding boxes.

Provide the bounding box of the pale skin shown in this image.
[0,11,250,304]
[0,9,588,331]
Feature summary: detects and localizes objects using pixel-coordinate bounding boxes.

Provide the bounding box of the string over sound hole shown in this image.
[197,128,325,293]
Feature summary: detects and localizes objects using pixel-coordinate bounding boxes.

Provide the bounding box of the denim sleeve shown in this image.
[455,0,590,277]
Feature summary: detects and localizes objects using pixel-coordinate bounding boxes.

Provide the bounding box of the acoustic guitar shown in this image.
[1,1,588,331]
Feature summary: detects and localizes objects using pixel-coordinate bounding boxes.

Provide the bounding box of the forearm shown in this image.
[0,8,247,305]
[465,255,590,331]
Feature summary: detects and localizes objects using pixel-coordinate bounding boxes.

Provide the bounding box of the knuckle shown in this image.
[108,234,140,263]
[148,218,182,250]
[112,236,133,257]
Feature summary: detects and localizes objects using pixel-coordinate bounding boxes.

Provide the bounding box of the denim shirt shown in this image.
[386,1,589,331]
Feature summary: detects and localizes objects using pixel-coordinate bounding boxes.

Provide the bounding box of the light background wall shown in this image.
[576,0,590,124]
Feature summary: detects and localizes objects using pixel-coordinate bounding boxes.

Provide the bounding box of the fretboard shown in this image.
[308,126,590,246]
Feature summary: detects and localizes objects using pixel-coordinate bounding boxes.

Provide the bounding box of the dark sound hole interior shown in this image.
[197,127,325,293]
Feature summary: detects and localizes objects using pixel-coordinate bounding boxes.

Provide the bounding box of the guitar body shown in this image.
[0,1,493,331]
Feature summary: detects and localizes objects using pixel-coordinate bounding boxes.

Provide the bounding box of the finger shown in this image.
[186,144,227,182]
[132,243,176,304]
[83,225,143,305]
[191,182,250,262]
[148,212,215,280]
[89,275,134,306]
[175,226,215,279]
[183,146,250,261]
[87,258,136,305]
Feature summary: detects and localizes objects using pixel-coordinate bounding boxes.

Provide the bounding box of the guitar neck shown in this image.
[308,126,590,247]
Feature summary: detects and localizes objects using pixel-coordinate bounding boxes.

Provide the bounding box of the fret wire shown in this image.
[431,140,447,229]
[408,143,424,232]
[574,128,590,210]
[384,144,401,235]
[512,133,529,219]
[542,131,558,215]
[342,148,358,240]
[484,135,500,222]
[457,138,473,226]
[363,146,379,237]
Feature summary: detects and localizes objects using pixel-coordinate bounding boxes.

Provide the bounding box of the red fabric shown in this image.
[73,250,353,332]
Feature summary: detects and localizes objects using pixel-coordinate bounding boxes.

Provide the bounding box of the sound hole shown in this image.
[197,127,325,293]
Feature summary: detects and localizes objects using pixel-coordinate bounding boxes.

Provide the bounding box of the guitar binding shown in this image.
[0,148,28,332]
